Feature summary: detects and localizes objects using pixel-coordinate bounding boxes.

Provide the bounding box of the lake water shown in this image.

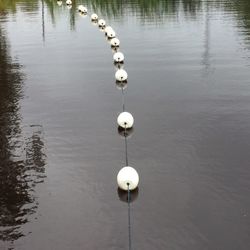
[1,0,250,249]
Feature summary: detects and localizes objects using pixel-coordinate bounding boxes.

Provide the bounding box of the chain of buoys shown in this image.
[57,2,139,248]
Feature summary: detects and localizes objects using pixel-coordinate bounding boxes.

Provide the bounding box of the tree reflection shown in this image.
[0,26,46,244]
[82,0,202,21]
[224,0,250,49]
[1,0,250,37]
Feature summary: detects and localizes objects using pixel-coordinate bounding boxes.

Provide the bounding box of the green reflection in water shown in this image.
[224,0,250,47]
[1,0,250,34]
[80,0,202,21]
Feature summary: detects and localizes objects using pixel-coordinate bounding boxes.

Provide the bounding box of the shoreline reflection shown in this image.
[0,24,47,244]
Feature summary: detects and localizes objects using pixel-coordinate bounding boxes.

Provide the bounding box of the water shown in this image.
[1,0,250,249]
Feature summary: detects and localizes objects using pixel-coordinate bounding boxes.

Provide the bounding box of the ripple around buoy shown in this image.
[117,112,134,129]
[117,166,139,191]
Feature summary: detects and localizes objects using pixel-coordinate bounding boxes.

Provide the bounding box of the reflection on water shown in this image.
[0,0,250,42]
[82,0,202,21]
[117,188,139,203]
[225,0,250,49]
[1,0,250,249]
[0,24,46,245]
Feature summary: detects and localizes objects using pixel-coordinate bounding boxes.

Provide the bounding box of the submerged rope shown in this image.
[127,183,132,250]
[60,5,135,249]
[122,87,125,112]
[124,128,129,166]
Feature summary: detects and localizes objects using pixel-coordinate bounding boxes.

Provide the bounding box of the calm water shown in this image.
[1,0,250,249]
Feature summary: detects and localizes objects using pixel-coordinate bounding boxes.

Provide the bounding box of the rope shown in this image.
[122,87,125,112]
[121,85,128,166]
[124,128,129,166]
[127,183,132,250]
[74,8,134,250]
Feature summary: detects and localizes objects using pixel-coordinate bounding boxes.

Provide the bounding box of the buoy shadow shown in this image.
[117,126,134,138]
[117,187,139,203]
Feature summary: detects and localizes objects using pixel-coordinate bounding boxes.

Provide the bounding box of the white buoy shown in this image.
[113,52,124,63]
[117,166,139,191]
[91,13,98,21]
[104,26,114,34]
[117,112,134,128]
[107,30,116,39]
[115,69,128,81]
[81,7,88,14]
[98,19,106,27]
[111,38,120,47]
[66,0,72,5]
[78,5,84,12]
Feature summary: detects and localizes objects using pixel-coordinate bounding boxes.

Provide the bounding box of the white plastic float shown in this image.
[110,38,120,47]
[104,26,114,34]
[113,52,124,63]
[107,30,116,39]
[117,112,134,128]
[117,166,139,191]
[98,19,106,27]
[78,5,87,14]
[66,0,72,5]
[115,69,128,81]
[91,13,98,21]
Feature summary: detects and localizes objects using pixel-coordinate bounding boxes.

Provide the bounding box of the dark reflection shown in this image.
[114,62,124,70]
[116,79,127,84]
[224,0,250,49]
[117,126,134,139]
[69,0,76,30]
[82,0,202,21]
[111,47,119,54]
[42,0,45,42]
[117,187,139,203]
[91,20,98,26]
[182,0,202,17]
[0,26,46,243]
[201,0,213,77]
[0,1,38,13]
[1,0,250,44]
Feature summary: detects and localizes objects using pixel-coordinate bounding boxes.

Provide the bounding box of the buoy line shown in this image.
[57,2,139,249]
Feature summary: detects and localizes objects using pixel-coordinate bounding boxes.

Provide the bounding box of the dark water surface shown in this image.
[1,0,250,249]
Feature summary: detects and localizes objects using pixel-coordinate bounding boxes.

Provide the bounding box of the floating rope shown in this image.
[121,87,125,112]
[127,183,132,250]
[56,3,139,249]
